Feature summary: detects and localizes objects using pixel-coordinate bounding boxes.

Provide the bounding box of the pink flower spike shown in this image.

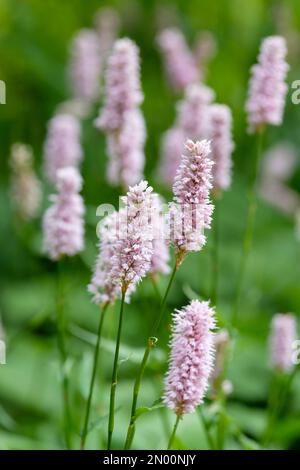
[170,139,214,256]
[246,36,289,133]
[157,28,199,92]
[43,167,85,261]
[68,29,102,103]
[209,104,234,193]
[164,300,216,415]
[44,114,82,184]
[270,313,297,373]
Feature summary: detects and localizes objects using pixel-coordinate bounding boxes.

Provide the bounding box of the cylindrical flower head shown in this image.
[106,109,146,187]
[209,104,234,193]
[88,211,120,305]
[177,83,215,140]
[69,29,102,102]
[44,114,82,184]
[43,167,85,261]
[91,181,154,303]
[157,28,199,92]
[270,313,297,373]
[10,143,42,221]
[261,142,297,182]
[159,127,184,187]
[210,329,230,397]
[246,36,289,133]
[170,139,214,255]
[150,194,170,276]
[95,38,143,132]
[164,300,216,415]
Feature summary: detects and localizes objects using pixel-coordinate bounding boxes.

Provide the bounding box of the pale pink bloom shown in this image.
[106,109,146,187]
[150,194,170,276]
[209,104,234,192]
[68,29,102,103]
[259,142,299,216]
[210,329,230,396]
[95,38,143,132]
[157,28,199,92]
[44,114,82,184]
[270,313,297,372]
[43,167,85,261]
[95,38,145,187]
[246,36,289,133]
[90,181,154,303]
[170,139,214,255]
[164,300,216,415]
[177,83,215,139]
[88,211,120,305]
[159,127,185,187]
[10,143,42,221]
[261,142,297,182]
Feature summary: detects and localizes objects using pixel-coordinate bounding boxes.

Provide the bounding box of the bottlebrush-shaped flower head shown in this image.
[246,36,289,133]
[10,143,42,221]
[150,194,170,276]
[170,139,214,256]
[209,104,234,193]
[44,114,82,184]
[89,181,154,304]
[157,28,199,91]
[88,211,120,305]
[69,29,102,102]
[164,300,216,415]
[106,108,146,187]
[95,38,143,132]
[159,127,185,187]
[270,313,297,373]
[177,83,215,139]
[43,167,85,261]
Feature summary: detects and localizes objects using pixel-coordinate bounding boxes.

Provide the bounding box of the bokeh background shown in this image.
[0,0,300,450]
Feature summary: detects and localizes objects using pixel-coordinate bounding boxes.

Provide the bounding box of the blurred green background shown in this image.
[0,0,300,450]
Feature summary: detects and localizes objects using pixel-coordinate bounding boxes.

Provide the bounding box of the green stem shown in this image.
[107,289,126,450]
[211,198,219,306]
[80,302,109,450]
[167,415,181,450]
[198,407,216,449]
[124,262,178,449]
[232,129,265,327]
[56,259,72,449]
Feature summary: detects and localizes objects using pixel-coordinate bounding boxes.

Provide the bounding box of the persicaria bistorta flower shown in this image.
[44,114,82,184]
[270,313,297,373]
[95,38,145,187]
[246,36,289,133]
[209,104,234,193]
[177,83,215,139]
[89,181,154,304]
[43,167,85,261]
[159,127,185,187]
[164,300,216,415]
[169,139,214,260]
[68,29,102,103]
[10,143,42,221]
[150,194,170,276]
[157,28,199,92]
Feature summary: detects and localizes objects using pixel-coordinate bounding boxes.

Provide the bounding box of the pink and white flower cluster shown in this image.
[164,300,216,415]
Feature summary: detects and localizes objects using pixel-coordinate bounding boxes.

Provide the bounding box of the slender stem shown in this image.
[197,407,215,449]
[124,262,178,449]
[80,302,109,450]
[167,414,181,450]
[107,289,126,450]
[232,129,265,327]
[211,197,219,306]
[56,259,72,449]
